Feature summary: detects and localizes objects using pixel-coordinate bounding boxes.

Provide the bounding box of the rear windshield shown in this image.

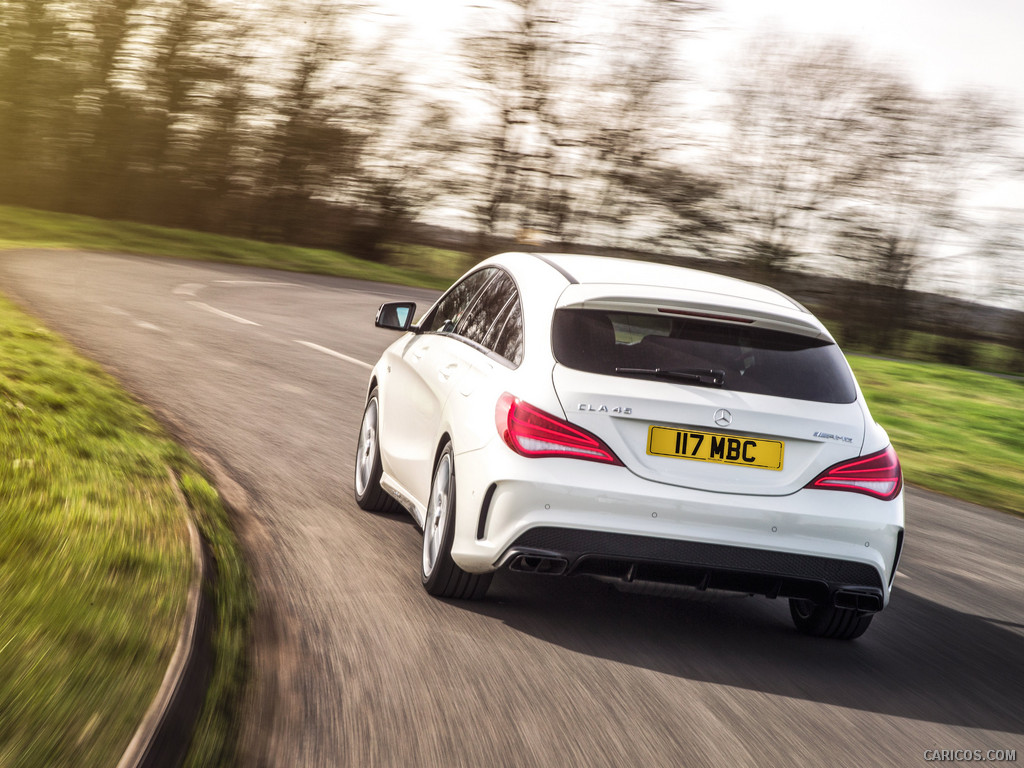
[551,309,857,404]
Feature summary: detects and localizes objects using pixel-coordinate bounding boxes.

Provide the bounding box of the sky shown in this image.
[706,0,1024,102]
[373,0,1024,108]
[711,0,1024,303]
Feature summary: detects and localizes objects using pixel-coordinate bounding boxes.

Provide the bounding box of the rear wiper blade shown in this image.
[614,367,725,387]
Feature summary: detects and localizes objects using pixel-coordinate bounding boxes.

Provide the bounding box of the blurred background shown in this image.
[1,0,1023,364]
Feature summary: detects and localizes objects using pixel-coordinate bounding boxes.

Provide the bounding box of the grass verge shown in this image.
[851,356,1024,517]
[842,330,1022,378]
[0,204,457,290]
[0,295,250,767]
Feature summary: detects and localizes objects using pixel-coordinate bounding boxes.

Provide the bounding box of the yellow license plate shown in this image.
[647,426,784,470]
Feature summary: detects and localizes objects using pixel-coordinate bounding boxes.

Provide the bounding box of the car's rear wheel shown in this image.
[421,441,491,600]
[354,388,399,512]
[789,597,873,640]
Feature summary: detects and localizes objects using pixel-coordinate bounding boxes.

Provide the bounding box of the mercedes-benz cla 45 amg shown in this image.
[355,253,904,639]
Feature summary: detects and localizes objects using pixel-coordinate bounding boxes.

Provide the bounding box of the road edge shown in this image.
[116,471,214,768]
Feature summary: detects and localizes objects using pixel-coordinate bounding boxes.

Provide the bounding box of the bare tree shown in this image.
[828,89,1017,350]
[251,4,463,257]
[1,0,721,262]
[716,34,1022,351]
[351,98,467,256]
[457,0,571,242]
[129,0,248,228]
[717,37,897,277]
[0,2,91,208]
[458,0,714,251]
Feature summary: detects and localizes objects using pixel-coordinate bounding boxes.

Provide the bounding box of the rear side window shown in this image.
[486,298,523,366]
[423,267,524,366]
[460,271,524,366]
[420,268,496,334]
[457,271,515,346]
[551,309,857,404]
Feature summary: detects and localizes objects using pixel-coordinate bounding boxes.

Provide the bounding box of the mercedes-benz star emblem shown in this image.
[714,408,733,427]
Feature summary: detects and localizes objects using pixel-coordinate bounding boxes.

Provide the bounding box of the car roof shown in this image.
[498,252,806,314]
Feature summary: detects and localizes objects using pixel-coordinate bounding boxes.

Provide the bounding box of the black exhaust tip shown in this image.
[833,588,883,614]
[509,554,568,575]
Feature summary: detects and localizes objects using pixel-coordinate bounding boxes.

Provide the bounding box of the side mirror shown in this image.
[375,302,417,331]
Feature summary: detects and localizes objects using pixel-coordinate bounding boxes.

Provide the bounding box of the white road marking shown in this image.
[188,301,261,326]
[895,572,910,580]
[213,280,301,287]
[172,283,206,297]
[294,340,372,370]
[105,305,163,331]
[272,382,310,396]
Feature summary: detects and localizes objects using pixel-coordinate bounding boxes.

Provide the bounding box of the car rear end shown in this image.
[457,255,904,637]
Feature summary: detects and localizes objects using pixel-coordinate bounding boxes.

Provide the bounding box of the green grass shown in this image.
[851,356,1024,516]
[0,204,459,290]
[836,328,1023,377]
[0,295,251,767]
[384,242,479,281]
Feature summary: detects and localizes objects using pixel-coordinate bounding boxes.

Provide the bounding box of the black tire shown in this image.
[353,388,400,513]
[420,442,492,600]
[789,597,874,640]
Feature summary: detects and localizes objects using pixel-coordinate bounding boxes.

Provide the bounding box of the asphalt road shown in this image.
[3,250,1022,768]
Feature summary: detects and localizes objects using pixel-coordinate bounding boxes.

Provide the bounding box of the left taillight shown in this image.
[495,392,623,465]
[806,445,903,501]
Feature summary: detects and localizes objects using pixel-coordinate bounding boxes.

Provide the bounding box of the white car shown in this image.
[355,253,904,639]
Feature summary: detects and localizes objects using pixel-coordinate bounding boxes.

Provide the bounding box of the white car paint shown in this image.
[358,252,905,638]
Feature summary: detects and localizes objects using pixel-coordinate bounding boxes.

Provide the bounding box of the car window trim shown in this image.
[452,336,521,369]
[448,299,523,369]
[419,265,525,368]
[444,267,524,368]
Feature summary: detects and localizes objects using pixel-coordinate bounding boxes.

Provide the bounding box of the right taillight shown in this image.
[495,392,623,465]
[806,445,903,501]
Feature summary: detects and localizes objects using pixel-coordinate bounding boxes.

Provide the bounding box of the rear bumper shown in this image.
[449,447,904,608]
[499,527,889,611]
